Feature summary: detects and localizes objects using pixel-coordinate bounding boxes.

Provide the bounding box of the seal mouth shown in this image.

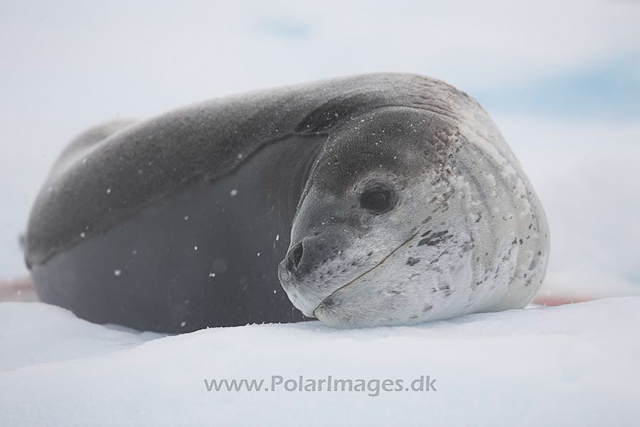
[312,230,419,317]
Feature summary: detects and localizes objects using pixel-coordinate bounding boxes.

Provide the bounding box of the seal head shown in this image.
[278,89,549,327]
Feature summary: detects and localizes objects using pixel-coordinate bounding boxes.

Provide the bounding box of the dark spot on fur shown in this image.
[421,230,432,237]
[321,294,335,307]
[418,230,450,247]
[429,250,449,265]
[438,283,452,297]
[406,257,421,266]
[423,304,433,312]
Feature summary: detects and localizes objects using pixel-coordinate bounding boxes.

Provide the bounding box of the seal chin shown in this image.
[278,254,375,319]
[313,293,349,325]
[277,260,325,318]
[312,273,380,327]
[280,232,420,323]
[312,271,371,321]
[314,299,356,327]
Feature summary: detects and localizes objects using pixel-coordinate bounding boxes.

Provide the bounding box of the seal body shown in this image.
[25,73,549,332]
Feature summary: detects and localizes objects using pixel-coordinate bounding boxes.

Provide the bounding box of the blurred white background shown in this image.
[1,0,639,299]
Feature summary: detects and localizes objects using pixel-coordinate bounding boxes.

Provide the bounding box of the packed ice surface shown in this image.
[1,297,639,427]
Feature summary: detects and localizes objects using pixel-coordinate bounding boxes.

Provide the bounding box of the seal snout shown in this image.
[278,233,350,318]
[285,241,304,273]
[282,235,332,278]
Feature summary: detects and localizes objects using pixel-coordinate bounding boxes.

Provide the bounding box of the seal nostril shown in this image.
[288,241,304,271]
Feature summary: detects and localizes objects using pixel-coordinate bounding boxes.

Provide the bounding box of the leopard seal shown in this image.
[24,73,549,332]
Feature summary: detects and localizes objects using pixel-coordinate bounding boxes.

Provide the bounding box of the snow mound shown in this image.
[1,298,639,426]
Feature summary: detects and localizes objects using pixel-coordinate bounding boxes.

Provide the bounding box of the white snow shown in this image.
[1,298,639,426]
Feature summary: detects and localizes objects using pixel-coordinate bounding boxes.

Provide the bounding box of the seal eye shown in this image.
[360,186,395,214]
